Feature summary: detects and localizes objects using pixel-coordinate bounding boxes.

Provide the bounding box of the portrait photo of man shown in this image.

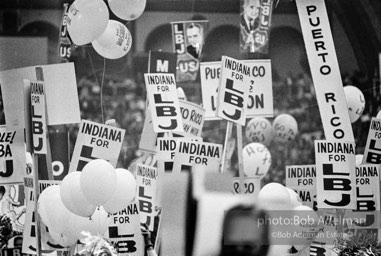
[186,23,205,59]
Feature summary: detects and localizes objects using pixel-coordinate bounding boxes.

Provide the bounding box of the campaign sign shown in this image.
[69,120,125,172]
[144,73,183,133]
[345,164,380,229]
[217,56,251,125]
[23,178,65,254]
[172,138,222,174]
[243,59,273,118]
[362,118,381,164]
[107,202,144,256]
[28,80,47,154]
[138,107,157,154]
[156,137,178,174]
[286,165,316,189]
[173,100,205,137]
[149,51,177,74]
[0,126,26,184]
[315,140,356,209]
[136,164,157,231]
[58,3,72,62]
[199,62,221,120]
[232,177,260,198]
[296,0,354,142]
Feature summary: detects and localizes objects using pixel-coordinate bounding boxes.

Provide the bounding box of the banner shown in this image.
[173,100,205,137]
[0,126,26,184]
[240,0,274,54]
[58,3,72,62]
[144,73,183,133]
[69,120,125,172]
[217,56,251,125]
[28,80,47,154]
[296,0,354,142]
[315,140,356,209]
[136,164,158,231]
[107,202,144,256]
[200,60,273,120]
[362,118,381,164]
[23,178,66,254]
[345,164,380,229]
[148,51,177,74]
[172,138,222,173]
[171,20,208,82]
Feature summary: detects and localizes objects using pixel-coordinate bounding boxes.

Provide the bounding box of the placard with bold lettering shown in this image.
[232,177,260,198]
[243,59,273,118]
[69,120,125,172]
[107,202,144,256]
[0,126,26,184]
[28,80,47,154]
[172,139,222,173]
[345,164,380,229]
[173,100,205,137]
[286,165,316,189]
[315,140,356,209]
[362,118,381,164]
[144,73,183,133]
[23,178,66,254]
[136,164,158,231]
[149,51,177,74]
[217,56,251,125]
[156,137,178,174]
[199,62,221,120]
[296,0,354,141]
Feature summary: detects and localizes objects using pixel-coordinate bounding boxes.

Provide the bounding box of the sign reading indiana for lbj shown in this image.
[315,140,356,209]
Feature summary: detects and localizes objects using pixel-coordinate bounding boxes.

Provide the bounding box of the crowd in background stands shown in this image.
[9,69,375,185]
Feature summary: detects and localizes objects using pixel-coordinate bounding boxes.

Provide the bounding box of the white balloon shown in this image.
[80,159,117,206]
[272,114,298,143]
[344,85,365,123]
[49,229,78,247]
[108,0,146,21]
[242,142,271,178]
[92,20,132,59]
[245,117,274,147]
[258,183,292,210]
[102,169,137,214]
[67,0,109,45]
[61,171,96,217]
[286,187,303,209]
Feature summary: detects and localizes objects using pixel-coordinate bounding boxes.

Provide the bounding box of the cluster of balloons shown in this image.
[257,183,320,252]
[243,115,298,178]
[343,85,365,123]
[67,0,146,59]
[37,159,137,247]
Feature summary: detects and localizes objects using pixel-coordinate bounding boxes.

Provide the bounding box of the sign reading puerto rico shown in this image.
[0,126,26,183]
[173,100,205,137]
[315,140,356,209]
[107,202,144,256]
[69,120,125,172]
[243,59,273,118]
[217,56,251,125]
[345,164,380,229]
[28,80,47,154]
[296,0,354,142]
[199,62,221,120]
[362,118,381,164]
[136,164,157,231]
[172,138,222,173]
[232,177,260,198]
[144,73,183,133]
